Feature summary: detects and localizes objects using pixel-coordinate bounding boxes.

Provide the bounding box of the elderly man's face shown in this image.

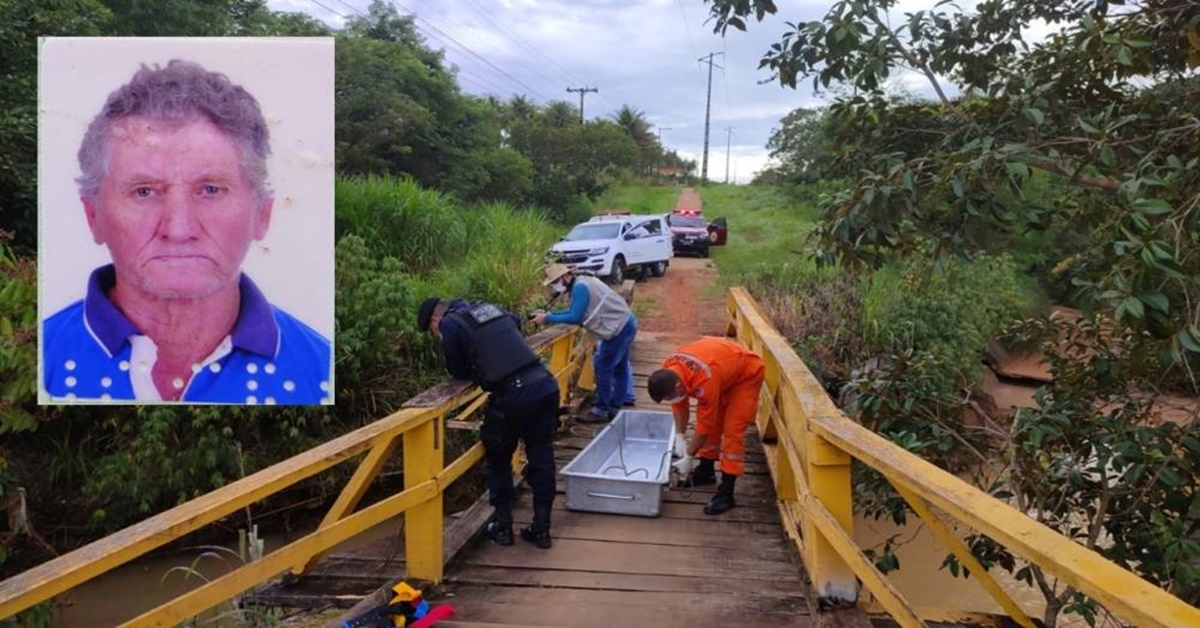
[84,116,272,301]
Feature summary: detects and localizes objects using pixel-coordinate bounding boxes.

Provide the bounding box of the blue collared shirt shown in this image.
[42,265,332,405]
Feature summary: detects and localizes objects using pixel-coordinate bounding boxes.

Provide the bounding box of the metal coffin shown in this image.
[560,410,675,517]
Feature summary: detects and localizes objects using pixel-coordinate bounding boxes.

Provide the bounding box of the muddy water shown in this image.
[855,514,1116,627]
[854,513,1044,616]
[51,530,305,627]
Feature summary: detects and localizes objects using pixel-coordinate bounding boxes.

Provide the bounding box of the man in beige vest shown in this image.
[532,264,638,422]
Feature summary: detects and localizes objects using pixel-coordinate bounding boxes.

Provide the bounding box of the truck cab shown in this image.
[548,213,673,284]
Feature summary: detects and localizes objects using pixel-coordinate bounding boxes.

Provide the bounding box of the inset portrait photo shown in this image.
[38,38,335,405]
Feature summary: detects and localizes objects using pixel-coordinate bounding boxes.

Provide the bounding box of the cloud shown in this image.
[269,0,948,183]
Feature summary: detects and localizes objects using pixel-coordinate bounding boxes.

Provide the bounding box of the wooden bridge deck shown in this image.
[427,331,812,627]
[258,329,813,626]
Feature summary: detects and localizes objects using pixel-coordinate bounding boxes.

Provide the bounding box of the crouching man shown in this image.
[648,337,764,515]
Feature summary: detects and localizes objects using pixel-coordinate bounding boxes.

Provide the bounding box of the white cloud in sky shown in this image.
[271,0,988,183]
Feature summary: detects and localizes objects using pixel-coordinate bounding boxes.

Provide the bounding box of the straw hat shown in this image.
[542,263,573,286]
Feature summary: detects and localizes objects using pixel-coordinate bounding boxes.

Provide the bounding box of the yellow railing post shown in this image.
[403,412,444,582]
[805,427,858,603]
[577,337,596,392]
[549,332,572,406]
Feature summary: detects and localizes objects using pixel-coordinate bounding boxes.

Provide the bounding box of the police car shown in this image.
[668,209,728,258]
[548,213,673,284]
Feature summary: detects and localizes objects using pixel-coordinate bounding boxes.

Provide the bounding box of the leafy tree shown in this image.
[0,0,112,254]
[706,0,1200,365]
[708,0,1200,622]
[764,107,836,185]
[509,117,638,216]
[334,19,528,203]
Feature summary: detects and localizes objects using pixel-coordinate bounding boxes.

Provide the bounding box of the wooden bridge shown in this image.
[1,288,1198,627]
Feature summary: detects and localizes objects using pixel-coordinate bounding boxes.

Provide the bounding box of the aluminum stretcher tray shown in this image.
[559,409,675,517]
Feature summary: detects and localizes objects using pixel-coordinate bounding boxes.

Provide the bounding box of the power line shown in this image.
[676,0,703,87]
[333,0,360,15]
[460,0,585,88]
[387,0,550,101]
[310,0,346,19]
[331,0,534,100]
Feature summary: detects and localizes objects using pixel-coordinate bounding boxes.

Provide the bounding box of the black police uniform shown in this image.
[435,300,559,537]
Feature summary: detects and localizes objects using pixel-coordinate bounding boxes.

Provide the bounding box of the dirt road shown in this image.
[634,188,726,346]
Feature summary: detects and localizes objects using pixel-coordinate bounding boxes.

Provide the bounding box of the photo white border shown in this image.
[37,37,335,405]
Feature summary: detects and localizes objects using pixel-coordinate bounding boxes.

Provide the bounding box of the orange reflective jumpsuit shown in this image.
[662,337,765,476]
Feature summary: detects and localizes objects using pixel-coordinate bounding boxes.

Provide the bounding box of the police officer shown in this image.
[418,297,559,548]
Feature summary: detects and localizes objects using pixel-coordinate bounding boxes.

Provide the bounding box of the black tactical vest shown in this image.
[447,302,541,390]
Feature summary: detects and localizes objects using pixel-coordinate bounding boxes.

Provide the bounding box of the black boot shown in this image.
[519,525,552,549]
[484,506,513,546]
[520,500,552,549]
[681,458,717,487]
[704,473,737,515]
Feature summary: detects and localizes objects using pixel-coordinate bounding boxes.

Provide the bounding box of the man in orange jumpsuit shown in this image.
[648,337,765,514]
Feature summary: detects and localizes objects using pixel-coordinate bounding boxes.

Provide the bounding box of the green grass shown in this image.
[588,184,683,215]
[696,184,824,289]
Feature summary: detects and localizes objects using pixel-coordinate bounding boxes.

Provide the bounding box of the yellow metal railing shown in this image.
[726,287,1200,628]
[0,324,592,626]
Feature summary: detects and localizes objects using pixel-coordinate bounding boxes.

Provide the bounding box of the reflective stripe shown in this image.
[669,351,712,378]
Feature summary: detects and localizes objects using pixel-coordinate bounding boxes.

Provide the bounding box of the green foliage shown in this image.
[334,234,424,413]
[974,315,1200,620]
[336,175,466,274]
[334,28,527,204]
[762,107,838,185]
[509,117,639,216]
[862,254,1032,386]
[697,185,820,285]
[0,239,37,434]
[82,405,328,529]
[706,0,1200,369]
[0,0,111,253]
[428,201,559,309]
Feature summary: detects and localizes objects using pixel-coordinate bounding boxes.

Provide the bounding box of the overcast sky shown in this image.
[267,0,948,183]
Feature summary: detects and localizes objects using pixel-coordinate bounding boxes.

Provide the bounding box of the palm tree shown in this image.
[505,95,536,125]
[611,105,654,149]
[542,101,578,127]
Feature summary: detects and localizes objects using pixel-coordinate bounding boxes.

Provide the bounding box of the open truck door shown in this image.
[708,217,728,246]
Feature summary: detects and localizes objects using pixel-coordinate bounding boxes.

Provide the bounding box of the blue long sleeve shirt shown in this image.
[545,282,590,325]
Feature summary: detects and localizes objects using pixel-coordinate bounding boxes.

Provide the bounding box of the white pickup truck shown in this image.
[548,213,674,284]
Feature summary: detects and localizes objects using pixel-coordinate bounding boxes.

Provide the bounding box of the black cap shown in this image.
[417,297,442,332]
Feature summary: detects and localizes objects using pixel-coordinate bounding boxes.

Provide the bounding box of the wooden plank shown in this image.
[446,564,805,596]
[507,504,790,553]
[431,584,812,627]
[461,537,798,582]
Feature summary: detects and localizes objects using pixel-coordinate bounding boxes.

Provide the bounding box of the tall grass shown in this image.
[697,184,822,292]
[336,176,564,413]
[336,175,468,275]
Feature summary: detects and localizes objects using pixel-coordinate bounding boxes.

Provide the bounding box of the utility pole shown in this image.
[566,86,598,124]
[724,126,734,184]
[698,52,723,183]
[656,126,672,180]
